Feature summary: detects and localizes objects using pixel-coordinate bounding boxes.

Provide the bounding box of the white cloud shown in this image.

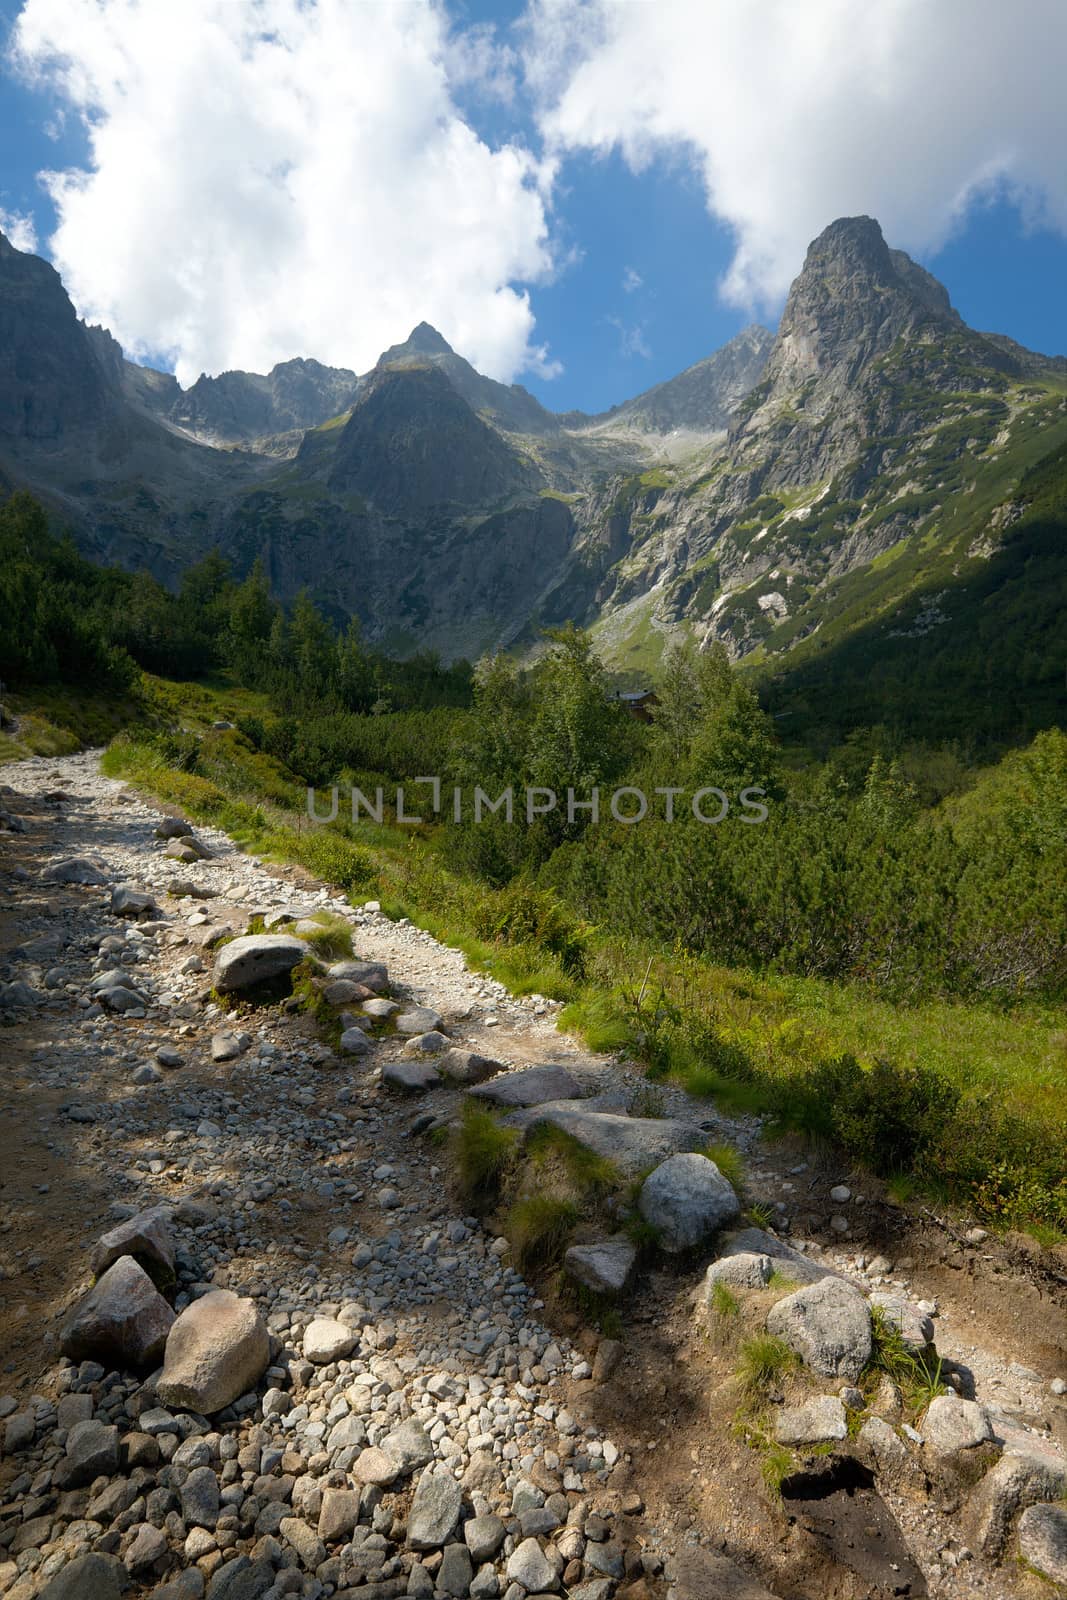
[525,0,1067,308]
[606,314,649,359]
[10,0,558,385]
[0,207,39,252]
[622,265,642,293]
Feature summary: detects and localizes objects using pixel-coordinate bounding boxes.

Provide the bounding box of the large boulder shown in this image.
[437,1048,501,1085]
[155,817,193,839]
[92,1205,175,1282]
[922,1395,993,1457]
[395,1006,444,1036]
[702,1252,774,1294]
[471,1064,583,1107]
[563,1237,636,1295]
[212,934,306,994]
[383,1058,440,1091]
[774,1396,848,1446]
[111,884,161,919]
[40,856,108,885]
[505,1103,707,1179]
[720,1227,834,1285]
[60,1255,175,1370]
[156,1289,270,1414]
[766,1275,872,1380]
[638,1152,740,1252]
[968,1445,1067,1557]
[1018,1503,1067,1586]
[328,959,389,993]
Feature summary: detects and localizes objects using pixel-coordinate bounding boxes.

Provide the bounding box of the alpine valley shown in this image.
[2,214,1066,739]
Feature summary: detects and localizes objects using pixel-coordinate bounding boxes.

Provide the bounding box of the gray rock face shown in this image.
[437,1048,501,1085]
[55,1419,120,1487]
[110,884,160,918]
[0,979,44,1008]
[181,1464,221,1528]
[205,1555,276,1598]
[91,1205,174,1280]
[211,1030,250,1062]
[39,1552,126,1599]
[773,1396,848,1445]
[922,1395,993,1456]
[156,1289,270,1414]
[505,1103,707,1178]
[968,1446,1067,1557]
[303,1317,357,1364]
[40,855,108,884]
[60,1254,175,1369]
[471,1064,583,1107]
[464,1512,506,1561]
[328,959,389,992]
[395,1006,444,1036]
[857,1416,912,1483]
[339,1026,372,1055]
[563,1237,636,1295]
[638,1152,740,1252]
[1018,1502,1067,1586]
[869,1291,936,1353]
[766,1275,872,1380]
[506,1535,559,1592]
[318,1487,361,1543]
[212,934,306,993]
[702,1252,773,1294]
[155,816,193,838]
[382,1417,435,1473]
[720,1227,833,1284]
[406,1462,462,1549]
[383,1058,440,1091]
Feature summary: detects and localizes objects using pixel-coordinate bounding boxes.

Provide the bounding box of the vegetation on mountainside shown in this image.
[3,487,1065,1235]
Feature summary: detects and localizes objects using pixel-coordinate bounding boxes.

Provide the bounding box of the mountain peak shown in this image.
[388,322,454,359]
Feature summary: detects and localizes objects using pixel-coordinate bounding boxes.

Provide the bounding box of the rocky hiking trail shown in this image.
[0,750,1065,1600]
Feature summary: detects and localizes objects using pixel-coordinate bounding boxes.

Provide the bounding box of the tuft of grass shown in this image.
[746,1201,776,1230]
[759,1443,795,1500]
[294,910,355,961]
[866,1305,948,1416]
[767,1268,797,1292]
[454,1102,519,1210]
[623,1213,662,1251]
[710,1281,740,1319]
[506,1195,580,1270]
[704,1141,745,1193]
[737,1335,800,1400]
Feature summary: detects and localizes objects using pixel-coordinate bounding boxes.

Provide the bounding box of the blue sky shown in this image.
[3,0,1067,414]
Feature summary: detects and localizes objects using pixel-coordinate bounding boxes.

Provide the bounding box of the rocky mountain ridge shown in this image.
[0,219,1065,689]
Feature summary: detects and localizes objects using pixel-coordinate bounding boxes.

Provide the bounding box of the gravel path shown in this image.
[0,751,1064,1600]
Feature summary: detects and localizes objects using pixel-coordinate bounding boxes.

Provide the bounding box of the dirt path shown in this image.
[0,750,1064,1600]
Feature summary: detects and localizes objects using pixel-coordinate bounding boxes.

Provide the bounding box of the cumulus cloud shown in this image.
[10,0,557,385]
[0,207,39,252]
[525,0,1067,307]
